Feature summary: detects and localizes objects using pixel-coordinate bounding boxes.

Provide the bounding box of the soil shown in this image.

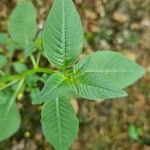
[0,0,150,150]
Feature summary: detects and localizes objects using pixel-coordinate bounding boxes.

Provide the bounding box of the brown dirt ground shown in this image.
[0,0,150,150]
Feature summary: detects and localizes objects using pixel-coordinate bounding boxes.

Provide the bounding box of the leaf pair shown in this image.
[36,50,144,104]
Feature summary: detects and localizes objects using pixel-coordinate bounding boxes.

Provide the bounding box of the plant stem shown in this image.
[36,52,41,67]
[0,80,19,91]
[30,54,37,68]
[0,67,56,84]
[6,79,24,115]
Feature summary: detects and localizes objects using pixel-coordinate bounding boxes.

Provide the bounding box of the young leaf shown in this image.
[8,1,37,47]
[7,40,22,52]
[35,31,43,50]
[0,99,21,141]
[74,51,145,88]
[25,74,38,88]
[41,97,79,150]
[33,72,73,104]
[43,0,84,68]
[30,87,40,101]
[0,55,7,69]
[73,72,127,100]
[13,62,28,73]
[24,42,37,57]
[128,124,139,140]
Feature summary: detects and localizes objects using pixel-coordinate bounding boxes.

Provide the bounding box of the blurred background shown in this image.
[0,0,150,149]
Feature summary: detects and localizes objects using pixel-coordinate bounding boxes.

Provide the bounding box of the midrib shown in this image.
[55,98,63,148]
[62,1,67,69]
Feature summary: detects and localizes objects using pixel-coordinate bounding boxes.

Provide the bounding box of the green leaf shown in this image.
[0,33,9,45]
[13,62,28,73]
[41,97,78,150]
[7,40,22,52]
[24,42,37,57]
[43,0,84,68]
[35,31,43,50]
[0,80,23,141]
[73,72,127,100]
[33,72,73,104]
[30,87,40,101]
[8,1,38,47]
[25,74,38,87]
[0,96,21,141]
[0,91,8,104]
[74,51,145,88]
[0,55,7,69]
[41,73,49,83]
[128,124,139,140]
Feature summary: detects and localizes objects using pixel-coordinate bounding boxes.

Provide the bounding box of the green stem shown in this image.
[0,80,19,91]
[0,67,55,84]
[36,52,41,67]
[30,55,37,68]
[6,79,24,115]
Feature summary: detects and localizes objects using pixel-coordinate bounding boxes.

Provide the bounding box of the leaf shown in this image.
[0,55,7,69]
[0,33,9,45]
[7,40,22,52]
[35,31,43,50]
[41,73,49,83]
[128,124,139,140]
[0,80,23,141]
[0,91,8,104]
[43,0,84,68]
[0,98,21,141]
[25,74,38,88]
[74,51,145,88]
[73,72,127,100]
[33,73,73,104]
[41,97,79,150]
[30,87,40,101]
[13,62,28,73]
[8,1,38,47]
[24,42,37,57]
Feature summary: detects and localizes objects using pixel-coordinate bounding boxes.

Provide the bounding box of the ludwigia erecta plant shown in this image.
[0,0,145,149]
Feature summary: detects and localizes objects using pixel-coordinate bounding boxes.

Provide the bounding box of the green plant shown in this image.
[128,124,140,141]
[0,0,145,149]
